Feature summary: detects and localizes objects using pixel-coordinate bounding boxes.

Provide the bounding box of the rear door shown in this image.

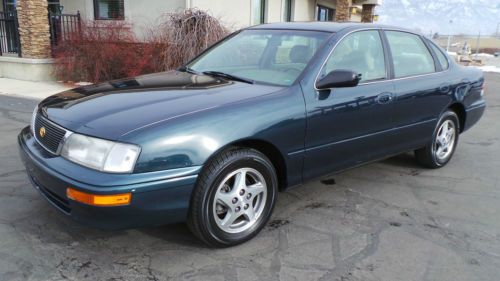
[383,30,451,151]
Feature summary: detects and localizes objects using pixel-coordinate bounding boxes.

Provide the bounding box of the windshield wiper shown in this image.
[202,71,254,84]
[177,66,200,74]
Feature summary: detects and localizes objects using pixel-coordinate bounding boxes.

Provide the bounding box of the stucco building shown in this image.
[0,0,381,81]
[59,0,380,37]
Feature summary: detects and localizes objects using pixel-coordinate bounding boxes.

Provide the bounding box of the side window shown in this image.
[428,41,449,70]
[385,31,436,78]
[322,30,386,82]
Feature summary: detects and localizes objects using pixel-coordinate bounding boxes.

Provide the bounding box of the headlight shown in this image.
[61,133,141,173]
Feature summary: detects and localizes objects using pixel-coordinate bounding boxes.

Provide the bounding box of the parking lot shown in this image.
[1,73,499,281]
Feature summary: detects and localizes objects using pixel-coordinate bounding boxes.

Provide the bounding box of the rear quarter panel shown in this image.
[455,66,485,109]
[452,65,486,132]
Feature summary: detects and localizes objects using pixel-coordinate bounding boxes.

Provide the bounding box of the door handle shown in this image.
[376,93,393,104]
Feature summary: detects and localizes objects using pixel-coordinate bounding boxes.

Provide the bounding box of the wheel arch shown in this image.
[203,139,288,191]
[448,103,466,133]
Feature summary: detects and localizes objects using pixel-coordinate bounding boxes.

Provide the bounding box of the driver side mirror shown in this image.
[316,70,361,89]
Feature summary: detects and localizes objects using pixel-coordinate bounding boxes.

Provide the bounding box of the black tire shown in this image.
[187,148,278,247]
[415,110,460,168]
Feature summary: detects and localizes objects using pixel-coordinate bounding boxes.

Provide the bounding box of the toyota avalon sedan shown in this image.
[18,22,485,247]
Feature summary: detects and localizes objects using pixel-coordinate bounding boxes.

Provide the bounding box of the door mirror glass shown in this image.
[316,69,361,89]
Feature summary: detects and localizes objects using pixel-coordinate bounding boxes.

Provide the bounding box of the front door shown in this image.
[302,30,395,180]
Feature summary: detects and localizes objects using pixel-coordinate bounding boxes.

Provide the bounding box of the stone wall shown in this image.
[16,0,52,59]
[361,4,376,23]
[335,0,351,22]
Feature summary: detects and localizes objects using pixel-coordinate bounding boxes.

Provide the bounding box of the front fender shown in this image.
[121,86,306,175]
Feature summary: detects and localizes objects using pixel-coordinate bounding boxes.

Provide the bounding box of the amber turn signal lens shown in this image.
[66,188,131,206]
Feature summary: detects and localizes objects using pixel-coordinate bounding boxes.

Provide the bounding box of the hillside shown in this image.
[376,0,500,36]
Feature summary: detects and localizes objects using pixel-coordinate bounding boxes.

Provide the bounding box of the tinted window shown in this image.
[322,30,386,82]
[189,30,328,86]
[428,41,449,70]
[386,31,435,78]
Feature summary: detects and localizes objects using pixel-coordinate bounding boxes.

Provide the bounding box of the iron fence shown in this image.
[49,11,81,52]
[0,11,21,57]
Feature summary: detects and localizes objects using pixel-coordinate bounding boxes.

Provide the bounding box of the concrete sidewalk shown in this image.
[0,78,71,100]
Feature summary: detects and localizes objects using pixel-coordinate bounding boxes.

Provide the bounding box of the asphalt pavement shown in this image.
[0,73,499,281]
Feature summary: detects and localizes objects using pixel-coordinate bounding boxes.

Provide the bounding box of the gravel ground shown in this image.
[0,73,499,281]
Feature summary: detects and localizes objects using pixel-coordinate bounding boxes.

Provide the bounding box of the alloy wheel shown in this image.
[433,119,456,161]
[212,167,267,234]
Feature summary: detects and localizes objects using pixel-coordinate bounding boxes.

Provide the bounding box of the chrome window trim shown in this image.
[33,114,72,156]
[359,68,452,86]
[314,28,451,90]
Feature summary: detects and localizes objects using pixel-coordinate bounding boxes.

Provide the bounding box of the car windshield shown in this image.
[187,29,330,86]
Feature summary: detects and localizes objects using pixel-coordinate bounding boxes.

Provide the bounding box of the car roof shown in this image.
[248,22,412,34]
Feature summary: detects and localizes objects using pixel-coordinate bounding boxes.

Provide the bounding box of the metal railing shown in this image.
[49,11,81,52]
[0,11,21,57]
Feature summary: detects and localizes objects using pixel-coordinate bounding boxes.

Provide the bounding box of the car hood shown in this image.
[39,71,282,140]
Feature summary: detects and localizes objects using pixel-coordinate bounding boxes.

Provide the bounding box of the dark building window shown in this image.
[252,0,266,25]
[317,5,335,21]
[3,0,16,13]
[283,0,292,22]
[94,0,124,20]
[47,0,61,14]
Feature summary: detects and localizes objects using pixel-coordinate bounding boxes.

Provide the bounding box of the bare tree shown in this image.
[148,9,229,71]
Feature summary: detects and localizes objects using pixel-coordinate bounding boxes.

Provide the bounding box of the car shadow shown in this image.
[27,205,206,248]
[137,223,208,248]
[381,152,422,169]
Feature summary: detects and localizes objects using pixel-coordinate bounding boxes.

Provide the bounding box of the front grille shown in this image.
[34,114,67,154]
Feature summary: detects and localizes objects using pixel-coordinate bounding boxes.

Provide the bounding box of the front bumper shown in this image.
[18,126,199,230]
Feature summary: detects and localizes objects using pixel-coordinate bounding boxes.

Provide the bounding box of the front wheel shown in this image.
[415,110,459,168]
[187,148,278,247]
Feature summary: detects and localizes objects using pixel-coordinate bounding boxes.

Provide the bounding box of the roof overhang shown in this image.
[352,0,382,5]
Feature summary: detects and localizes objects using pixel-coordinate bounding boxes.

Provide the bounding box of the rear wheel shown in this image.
[187,148,277,247]
[415,110,459,168]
